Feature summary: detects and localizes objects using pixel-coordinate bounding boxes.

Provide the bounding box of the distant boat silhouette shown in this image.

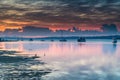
[41,40,45,41]
[77,37,86,42]
[60,39,67,42]
[51,40,54,42]
[29,38,33,41]
[112,38,117,44]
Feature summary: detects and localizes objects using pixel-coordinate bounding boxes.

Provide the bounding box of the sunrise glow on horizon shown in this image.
[0,0,120,35]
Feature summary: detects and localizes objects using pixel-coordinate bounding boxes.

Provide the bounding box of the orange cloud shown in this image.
[2,20,29,25]
[0,20,30,32]
[0,26,6,32]
[0,19,119,33]
[0,25,22,32]
[48,24,102,32]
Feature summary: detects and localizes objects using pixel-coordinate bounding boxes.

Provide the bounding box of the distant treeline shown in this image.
[0,35,120,41]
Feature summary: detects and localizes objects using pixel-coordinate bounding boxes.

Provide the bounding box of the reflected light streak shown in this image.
[1,42,119,61]
[0,42,103,57]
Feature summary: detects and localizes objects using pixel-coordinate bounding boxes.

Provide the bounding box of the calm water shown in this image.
[0,40,120,80]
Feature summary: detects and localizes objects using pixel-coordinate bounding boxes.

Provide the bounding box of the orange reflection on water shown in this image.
[0,42,23,51]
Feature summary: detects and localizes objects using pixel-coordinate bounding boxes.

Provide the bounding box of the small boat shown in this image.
[112,38,117,44]
[41,40,45,41]
[51,40,54,42]
[59,39,67,42]
[29,38,33,41]
[77,37,86,42]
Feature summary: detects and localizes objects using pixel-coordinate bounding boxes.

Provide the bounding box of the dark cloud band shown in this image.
[0,0,120,25]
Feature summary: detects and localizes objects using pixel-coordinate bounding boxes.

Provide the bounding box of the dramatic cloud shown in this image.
[0,0,120,32]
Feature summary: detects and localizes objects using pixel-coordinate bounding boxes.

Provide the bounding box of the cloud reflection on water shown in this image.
[0,41,120,80]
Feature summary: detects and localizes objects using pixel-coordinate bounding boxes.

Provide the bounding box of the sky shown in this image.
[0,0,120,34]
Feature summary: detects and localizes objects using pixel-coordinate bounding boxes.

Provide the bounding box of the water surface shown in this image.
[0,40,120,80]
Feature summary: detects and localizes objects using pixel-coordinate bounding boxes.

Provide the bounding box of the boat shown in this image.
[51,40,54,42]
[112,38,117,44]
[77,37,86,42]
[41,40,45,41]
[59,39,67,42]
[29,38,33,41]
[59,30,67,42]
